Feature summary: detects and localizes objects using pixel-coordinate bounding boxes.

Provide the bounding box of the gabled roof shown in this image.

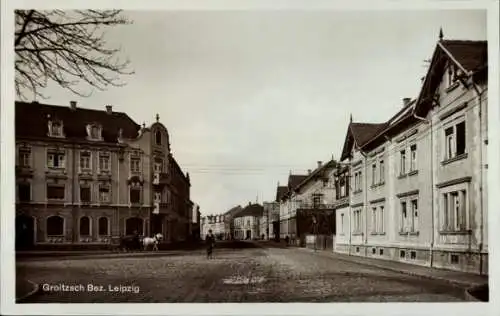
[224,205,243,217]
[294,159,337,192]
[340,122,387,161]
[441,40,487,73]
[276,186,288,202]
[16,101,141,142]
[414,39,487,117]
[288,175,308,189]
[234,203,263,218]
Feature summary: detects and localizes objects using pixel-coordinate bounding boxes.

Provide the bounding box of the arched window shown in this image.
[80,216,91,236]
[98,217,109,235]
[155,131,162,145]
[126,217,144,235]
[47,216,64,236]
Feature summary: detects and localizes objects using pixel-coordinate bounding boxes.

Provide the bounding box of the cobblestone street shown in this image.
[17,244,467,303]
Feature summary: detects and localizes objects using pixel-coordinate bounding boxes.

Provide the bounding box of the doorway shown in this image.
[16,215,35,249]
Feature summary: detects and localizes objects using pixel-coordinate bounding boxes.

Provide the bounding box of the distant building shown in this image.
[263,201,279,240]
[233,203,264,240]
[15,101,192,248]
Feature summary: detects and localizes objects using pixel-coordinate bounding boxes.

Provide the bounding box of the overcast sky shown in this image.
[29,10,486,216]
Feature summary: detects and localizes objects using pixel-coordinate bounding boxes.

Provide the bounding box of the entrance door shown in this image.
[246,230,251,240]
[151,214,163,236]
[16,215,35,250]
[125,217,144,235]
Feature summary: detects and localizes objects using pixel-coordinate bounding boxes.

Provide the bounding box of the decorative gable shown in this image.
[47,116,65,138]
[86,123,103,141]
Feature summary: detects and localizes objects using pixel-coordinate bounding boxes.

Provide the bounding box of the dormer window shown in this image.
[155,131,162,146]
[86,123,103,141]
[48,120,64,138]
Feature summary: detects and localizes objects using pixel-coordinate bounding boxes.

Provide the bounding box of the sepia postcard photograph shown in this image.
[1,0,499,315]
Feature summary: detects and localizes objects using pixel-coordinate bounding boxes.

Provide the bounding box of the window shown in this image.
[442,190,467,231]
[130,187,141,204]
[49,121,63,137]
[371,207,377,233]
[80,185,91,203]
[80,151,91,171]
[379,248,384,256]
[411,199,418,232]
[410,144,417,171]
[353,209,362,233]
[400,150,406,175]
[340,214,344,234]
[372,164,377,185]
[410,251,417,260]
[312,194,323,208]
[47,216,64,236]
[356,247,360,253]
[130,157,141,173]
[79,216,90,236]
[354,171,362,191]
[99,185,110,203]
[154,160,163,173]
[98,217,109,235]
[400,201,407,232]
[19,149,31,167]
[98,153,110,172]
[339,176,346,197]
[47,184,65,200]
[379,160,384,183]
[450,254,459,264]
[400,250,406,259]
[154,192,161,203]
[90,125,100,139]
[444,121,466,160]
[18,183,31,202]
[379,206,384,233]
[47,152,65,169]
[372,248,376,255]
[155,131,162,145]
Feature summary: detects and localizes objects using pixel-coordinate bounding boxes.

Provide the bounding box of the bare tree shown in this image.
[15,10,134,100]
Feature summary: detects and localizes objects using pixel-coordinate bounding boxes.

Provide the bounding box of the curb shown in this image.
[296,247,486,289]
[16,280,40,303]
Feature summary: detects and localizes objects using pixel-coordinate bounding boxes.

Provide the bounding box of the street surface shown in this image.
[17,242,466,302]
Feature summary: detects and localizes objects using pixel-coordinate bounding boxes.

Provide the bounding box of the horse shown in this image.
[143,233,163,251]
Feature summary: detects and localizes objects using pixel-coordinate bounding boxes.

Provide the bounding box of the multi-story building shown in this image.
[190,203,201,241]
[233,203,263,240]
[223,205,243,240]
[200,214,226,239]
[279,174,308,240]
[279,160,338,246]
[334,36,488,274]
[263,201,279,240]
[14,101,192,248]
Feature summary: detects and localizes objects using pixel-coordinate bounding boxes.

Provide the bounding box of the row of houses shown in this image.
[200,203,268,240]
[15,100,201,248]
[272,35,488,274]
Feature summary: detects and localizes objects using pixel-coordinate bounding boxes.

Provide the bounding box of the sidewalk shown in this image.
[16,249,196,261]
[296,247,488,288]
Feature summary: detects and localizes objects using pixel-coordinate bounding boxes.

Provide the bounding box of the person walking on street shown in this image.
[206,229,216,259]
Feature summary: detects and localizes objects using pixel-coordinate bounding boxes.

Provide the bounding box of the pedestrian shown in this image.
[206,229,215,259]
[285,235,289,247]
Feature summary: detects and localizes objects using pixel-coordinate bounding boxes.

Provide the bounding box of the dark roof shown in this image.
[234,203,264,218]
[340,122,387,161]
[441,40,487,73]
[288,175,308,189]
[294,160,337,192]
[414,39,487,117]
[15,101,141,142]
[224,205,243,217]
[276,186,288,202]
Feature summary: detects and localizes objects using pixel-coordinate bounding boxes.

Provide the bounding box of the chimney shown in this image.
[70,101,77,110]
[317,161,322,168]
[403,98,411,107]
[308,169,312,175]
[105,105,113,114]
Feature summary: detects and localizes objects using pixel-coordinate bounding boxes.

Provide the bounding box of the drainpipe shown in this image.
[471,79,485,275]
[413,108,432,267]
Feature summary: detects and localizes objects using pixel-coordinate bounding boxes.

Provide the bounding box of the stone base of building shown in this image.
[335,243,488,275]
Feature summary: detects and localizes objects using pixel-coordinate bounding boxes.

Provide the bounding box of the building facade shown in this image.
[200,214,226,239]
[334,37,488,274]
[279,160,338,246]
[15,101,192,248]
[232,203,264,240]
[264,201,279,240]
